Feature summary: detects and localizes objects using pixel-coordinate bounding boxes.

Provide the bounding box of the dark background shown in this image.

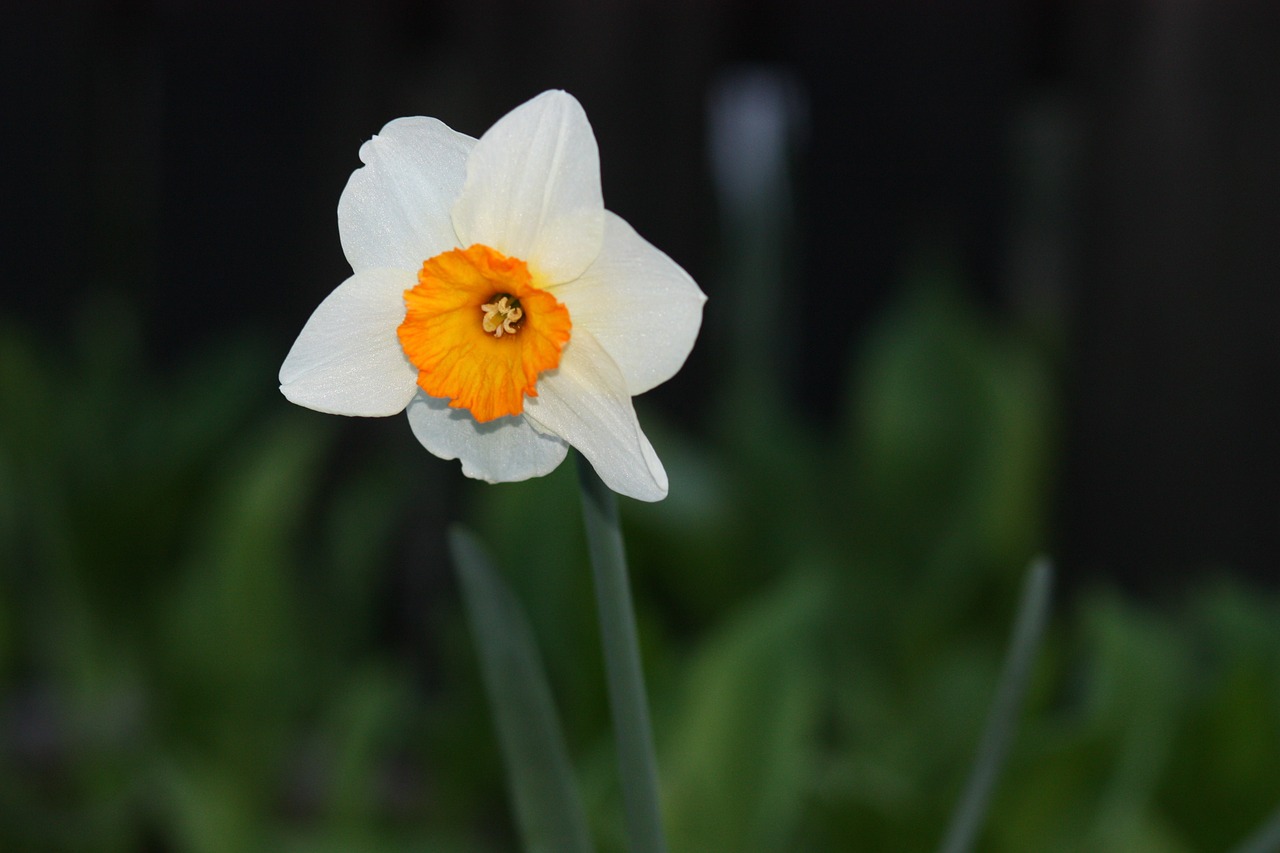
[7,0,1277,589]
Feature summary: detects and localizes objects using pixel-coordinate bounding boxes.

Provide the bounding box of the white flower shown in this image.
[279,91,706,501]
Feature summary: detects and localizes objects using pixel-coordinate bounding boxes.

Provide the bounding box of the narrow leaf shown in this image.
[938,558,1053,853]
[1230,803,1280,853]
[448,526,595,853]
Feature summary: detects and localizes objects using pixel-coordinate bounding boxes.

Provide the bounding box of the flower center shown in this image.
[397,244,571,423]
[481,294,523,337]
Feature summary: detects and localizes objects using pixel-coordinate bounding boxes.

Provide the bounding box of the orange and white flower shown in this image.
[279,91,705,501]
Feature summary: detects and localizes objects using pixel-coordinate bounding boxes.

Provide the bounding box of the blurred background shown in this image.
[2,1,1278,851]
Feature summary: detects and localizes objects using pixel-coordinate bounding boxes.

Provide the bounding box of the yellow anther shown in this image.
[481,295,524,337]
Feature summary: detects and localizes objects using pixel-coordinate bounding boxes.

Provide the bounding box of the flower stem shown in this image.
[575,454,667,853]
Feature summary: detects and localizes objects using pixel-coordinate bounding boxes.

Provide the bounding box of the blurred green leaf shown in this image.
[465,464,606,736]
[1084,593,1189,813]
[159,755,263,853]
[661,572,825,853]
[840,276,1055,638]
[159,413,328,757]
[449,526,595,853]
[320,667,413,828]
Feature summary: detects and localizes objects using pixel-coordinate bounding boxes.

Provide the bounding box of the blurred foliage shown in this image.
[448,528,593,853]
[1,276,1277,852]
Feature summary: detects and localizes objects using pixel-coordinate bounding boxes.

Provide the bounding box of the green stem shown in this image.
[575,454,667,853]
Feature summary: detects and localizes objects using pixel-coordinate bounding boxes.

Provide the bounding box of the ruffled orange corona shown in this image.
[397,244,572,422]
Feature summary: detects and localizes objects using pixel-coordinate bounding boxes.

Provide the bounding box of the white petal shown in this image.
[551,212,707,395]
[451,90,605,284]
[338,117,475,273]
[279,268,418,416]
[523,330,668,502]
[406,392,569,483]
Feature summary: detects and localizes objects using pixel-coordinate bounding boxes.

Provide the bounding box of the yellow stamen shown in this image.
[397,244,571,423]
[481,295,523,337]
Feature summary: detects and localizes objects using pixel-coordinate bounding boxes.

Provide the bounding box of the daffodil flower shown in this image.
[280,91,705,501]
